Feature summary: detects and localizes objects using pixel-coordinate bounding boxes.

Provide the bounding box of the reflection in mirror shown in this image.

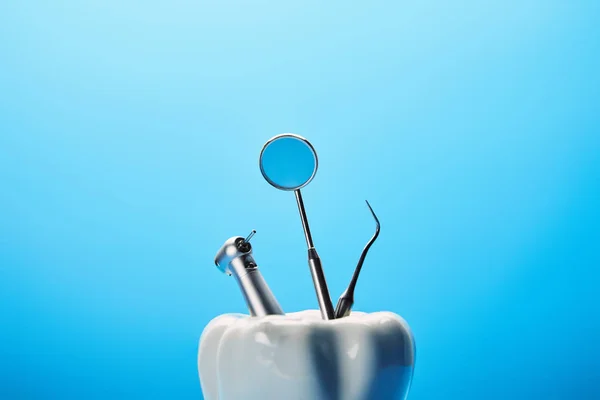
[259,134,318,191]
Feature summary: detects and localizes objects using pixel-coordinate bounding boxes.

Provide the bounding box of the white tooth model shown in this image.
[198,310,415,400]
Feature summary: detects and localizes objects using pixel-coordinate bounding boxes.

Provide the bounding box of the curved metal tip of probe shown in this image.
[364,200,380,233]
[352,201,380,285]
[334,200,381,319]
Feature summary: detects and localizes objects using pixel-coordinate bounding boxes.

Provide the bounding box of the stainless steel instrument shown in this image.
[214,230,284,317]
[259,134,335,320]
[334,200,381,319]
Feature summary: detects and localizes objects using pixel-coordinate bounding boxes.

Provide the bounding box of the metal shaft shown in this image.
[294,189,334,320]
[308,248,335,320]
[295,190,314,248]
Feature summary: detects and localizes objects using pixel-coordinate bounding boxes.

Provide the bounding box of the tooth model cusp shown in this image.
[199,310,415,400]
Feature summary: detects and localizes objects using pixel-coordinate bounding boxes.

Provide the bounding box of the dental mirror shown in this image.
[259,134,318,190]
[259,134,335,320]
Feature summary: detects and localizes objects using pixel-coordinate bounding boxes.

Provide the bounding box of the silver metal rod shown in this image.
[294,189,314,248]
[308,248,335,320]
[243,230,256,243]
[294,189,334,319]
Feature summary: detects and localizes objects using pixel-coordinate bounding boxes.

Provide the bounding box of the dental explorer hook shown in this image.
[334,200,381,319]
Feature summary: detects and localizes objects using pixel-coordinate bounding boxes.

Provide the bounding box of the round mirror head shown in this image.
[259,133,318,191]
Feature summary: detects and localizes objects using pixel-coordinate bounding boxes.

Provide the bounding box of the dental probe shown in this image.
[214,230,284,316]
[334,201,381,319]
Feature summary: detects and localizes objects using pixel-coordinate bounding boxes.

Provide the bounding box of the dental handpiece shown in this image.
[214,231,285,317]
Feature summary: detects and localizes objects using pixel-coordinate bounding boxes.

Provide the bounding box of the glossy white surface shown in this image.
[198,310,415,400]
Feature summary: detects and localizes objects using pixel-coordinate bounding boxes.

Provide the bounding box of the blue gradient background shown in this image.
[1,1,599,399]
